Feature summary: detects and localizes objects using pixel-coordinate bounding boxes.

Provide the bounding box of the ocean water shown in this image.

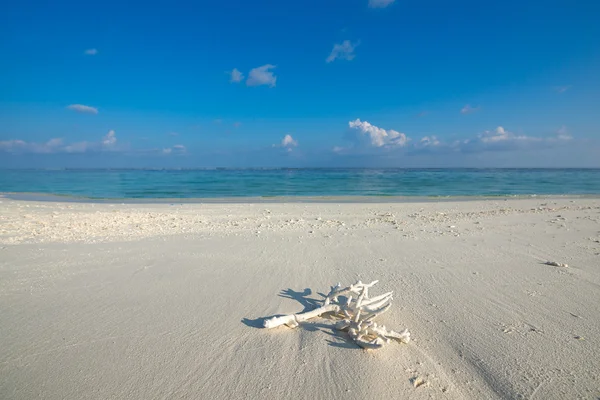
[1,169,600,199]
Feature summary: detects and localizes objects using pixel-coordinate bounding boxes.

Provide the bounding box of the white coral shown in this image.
[262,280,410,350]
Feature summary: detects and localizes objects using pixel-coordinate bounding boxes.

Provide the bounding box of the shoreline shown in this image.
[3,191,600,204]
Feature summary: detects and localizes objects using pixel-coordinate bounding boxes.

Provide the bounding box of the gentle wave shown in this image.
[1,168,600,199]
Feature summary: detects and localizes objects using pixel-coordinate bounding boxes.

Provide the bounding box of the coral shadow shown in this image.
[242,287,359,349]
[325,338,359,349]
[242,287,321,329]
[241,317,268,328]
[278,288,320,312]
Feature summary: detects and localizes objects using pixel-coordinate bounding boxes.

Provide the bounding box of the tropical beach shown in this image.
[1,196,599,399]
[2,0,600,398]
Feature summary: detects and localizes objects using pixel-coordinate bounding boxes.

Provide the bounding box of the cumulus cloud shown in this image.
[368,0,395,8]
[84,48,98,55]
[0,130,118,154]
[348,119,409,148]
[458,126,573,153]
[246,64,277,87]
[460,104,479,114]
[102,130,117,146]
[478,126,513,143]
[326,40,358,63]
[66,104,98,114]
[162,144,186,155]
[273,134,298,152]
[416,136,441,148]
[282,134,298,147]
[335,122,574,156]
[229,68,244,83]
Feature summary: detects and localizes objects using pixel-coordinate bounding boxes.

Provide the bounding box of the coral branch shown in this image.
[262,280,410,351]
[263,304,340,329]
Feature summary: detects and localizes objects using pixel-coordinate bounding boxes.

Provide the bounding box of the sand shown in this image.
[1,196,599,399]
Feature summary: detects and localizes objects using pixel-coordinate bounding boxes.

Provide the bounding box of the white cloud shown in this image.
[478,126,512,143]
[84,48,98,55]
[64,141,93,153]
[246,64,277,87]
[0,139,62,154]
[229,68,244,83]
[0,138,88,154]
[326,40,358,63]
[0,140,26,150]
[416,136,441,148]
[348,119,409,148]
[368,0,396,8]
[1,130,118,154]
[102,130,117,146]
[555,85,572,94]
[457,126,573,153]
[473,126,571,146]
[282,134,298,147]
[557,125,572,140]
[46,138,64,148]
[335,123,575,156]
[67,104,98,114]
[460,104,479,114]
[273,134,298,152]
[163,144,186,155]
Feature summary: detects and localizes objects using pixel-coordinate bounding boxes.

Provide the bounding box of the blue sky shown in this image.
[1,0,599,168]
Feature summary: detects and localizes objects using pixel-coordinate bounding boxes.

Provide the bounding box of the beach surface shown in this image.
[1,197,599,399]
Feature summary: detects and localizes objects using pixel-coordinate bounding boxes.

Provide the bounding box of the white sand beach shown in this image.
[1,197,599,399]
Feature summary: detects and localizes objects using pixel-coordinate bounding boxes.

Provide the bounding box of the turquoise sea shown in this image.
[1,169,600,199]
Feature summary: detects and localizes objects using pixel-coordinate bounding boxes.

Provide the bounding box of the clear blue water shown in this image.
[1,169,600,199]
